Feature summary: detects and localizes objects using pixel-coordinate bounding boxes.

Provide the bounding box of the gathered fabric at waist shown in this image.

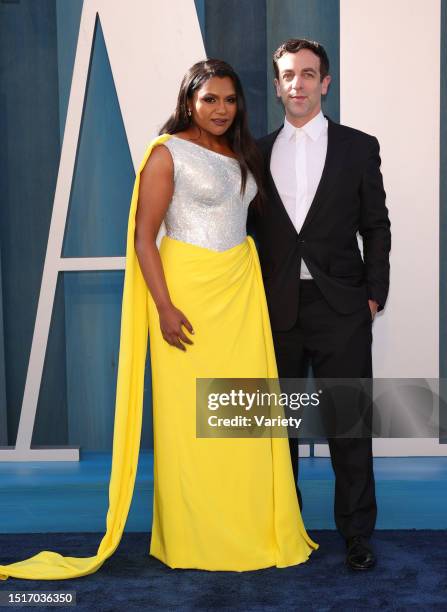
[155,235,263,322]
[164,227,248,253]
[159,234,251,270]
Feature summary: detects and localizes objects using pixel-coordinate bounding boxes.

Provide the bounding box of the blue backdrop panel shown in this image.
[194,0,206,39]
[0,0,68,445]
[62,19,134,258]
[200,0,268,138]
[266,0,340,131]
[0,250,7,445]
[64,271,152,451]
[33,276,69,445]
[56,0,84,142]
[64,271,119,450]
[441,0,446,381]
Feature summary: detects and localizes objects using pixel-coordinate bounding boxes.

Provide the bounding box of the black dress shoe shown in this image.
[345,536,376,570]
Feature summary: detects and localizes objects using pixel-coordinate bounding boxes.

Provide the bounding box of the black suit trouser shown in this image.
[272,279,377,539]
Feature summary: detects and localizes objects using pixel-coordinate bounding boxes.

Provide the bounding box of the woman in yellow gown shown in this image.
[0,60,317,580]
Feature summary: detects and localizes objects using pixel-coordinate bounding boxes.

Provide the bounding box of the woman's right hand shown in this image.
[158,304,194,351]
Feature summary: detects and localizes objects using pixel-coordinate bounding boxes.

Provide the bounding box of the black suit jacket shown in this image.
[250,118,391,331]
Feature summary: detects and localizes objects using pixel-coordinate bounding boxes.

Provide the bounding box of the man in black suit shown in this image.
[251,39,391,570]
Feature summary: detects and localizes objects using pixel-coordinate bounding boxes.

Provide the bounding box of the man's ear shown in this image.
[321,74,331,96]
[274,78,281,98]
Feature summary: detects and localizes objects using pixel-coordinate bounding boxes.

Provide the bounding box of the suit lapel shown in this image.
[299,118,350,234]
[264,118,351,237]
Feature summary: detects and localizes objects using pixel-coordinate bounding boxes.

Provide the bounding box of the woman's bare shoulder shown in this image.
[141,142,173,178]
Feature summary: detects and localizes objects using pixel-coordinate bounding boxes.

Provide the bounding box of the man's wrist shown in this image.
[368,299,379,318]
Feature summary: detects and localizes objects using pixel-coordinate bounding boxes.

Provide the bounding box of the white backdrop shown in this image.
[316,0,444,457]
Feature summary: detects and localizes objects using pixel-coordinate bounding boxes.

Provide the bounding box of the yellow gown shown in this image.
[0,134,317,580]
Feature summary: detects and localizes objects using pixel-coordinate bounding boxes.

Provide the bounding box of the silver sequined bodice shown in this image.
[162,136,257,251]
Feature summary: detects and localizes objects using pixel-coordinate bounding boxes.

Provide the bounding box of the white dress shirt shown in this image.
[270,111,328,279]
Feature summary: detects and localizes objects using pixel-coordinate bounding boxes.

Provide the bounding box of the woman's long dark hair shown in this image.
[159,59,264,203]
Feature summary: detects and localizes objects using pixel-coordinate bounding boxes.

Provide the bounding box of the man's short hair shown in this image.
[273,38,330,81]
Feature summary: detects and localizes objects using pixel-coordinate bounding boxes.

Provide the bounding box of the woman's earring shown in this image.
[187,108,192,117]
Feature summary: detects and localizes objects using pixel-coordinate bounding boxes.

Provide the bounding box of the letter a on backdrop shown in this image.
[0,0,205,461]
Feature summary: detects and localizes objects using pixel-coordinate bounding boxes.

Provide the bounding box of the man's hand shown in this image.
[368,299,379,320]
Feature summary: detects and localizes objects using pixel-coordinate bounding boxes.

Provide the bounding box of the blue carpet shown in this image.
[0,531,446,610]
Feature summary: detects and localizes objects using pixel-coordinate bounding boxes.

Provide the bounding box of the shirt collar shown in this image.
[282,111,327,142]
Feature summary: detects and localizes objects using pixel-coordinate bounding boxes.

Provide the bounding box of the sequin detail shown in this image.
[161,137,257,252]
